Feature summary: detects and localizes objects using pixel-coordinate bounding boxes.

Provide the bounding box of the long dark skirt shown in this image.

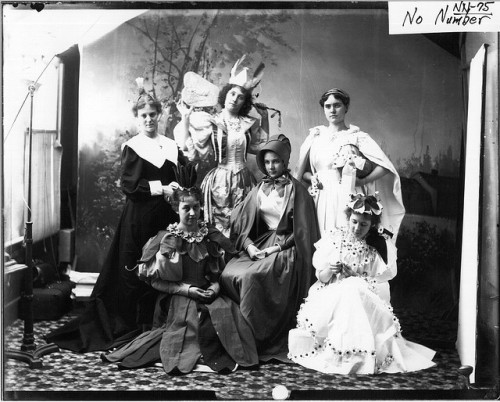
[220,229,298,361]
[46,197,177,352]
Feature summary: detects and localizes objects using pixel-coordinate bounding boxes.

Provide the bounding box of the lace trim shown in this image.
[310,125,361,138]
[165,221,209,243]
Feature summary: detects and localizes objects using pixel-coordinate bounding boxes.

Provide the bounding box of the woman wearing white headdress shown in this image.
[174,56,269,237]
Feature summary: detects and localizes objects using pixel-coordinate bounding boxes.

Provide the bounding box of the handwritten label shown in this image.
[389,1,500,34]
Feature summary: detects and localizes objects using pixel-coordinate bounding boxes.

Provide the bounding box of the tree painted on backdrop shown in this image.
[78,10,294,271]
[125,9,294,136]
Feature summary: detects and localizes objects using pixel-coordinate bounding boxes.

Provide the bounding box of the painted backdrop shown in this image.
[76,8,463,314]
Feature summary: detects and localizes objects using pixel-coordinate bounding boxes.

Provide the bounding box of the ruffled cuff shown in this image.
[243,238,254,251]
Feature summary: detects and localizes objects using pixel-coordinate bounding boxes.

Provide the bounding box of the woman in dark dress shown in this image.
[220,135,320,361]
[47,85,186,352]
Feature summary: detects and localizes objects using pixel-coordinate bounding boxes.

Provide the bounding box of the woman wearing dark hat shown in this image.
[220,134,320,361]
[295,88,405,239]
[47,79,187,352]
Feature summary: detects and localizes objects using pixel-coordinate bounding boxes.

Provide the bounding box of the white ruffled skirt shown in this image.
[288,277,436,375]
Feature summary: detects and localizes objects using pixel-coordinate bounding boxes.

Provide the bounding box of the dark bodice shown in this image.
[181,256,211,289]
[121,145,181,203]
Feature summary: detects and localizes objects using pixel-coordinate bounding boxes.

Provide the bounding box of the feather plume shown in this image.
[230,54,247,80]
[135,77,145,95]
[175,163,198,189]
[247,62,265,89]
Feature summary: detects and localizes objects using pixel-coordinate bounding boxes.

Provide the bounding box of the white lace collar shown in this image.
[122,134,178,168]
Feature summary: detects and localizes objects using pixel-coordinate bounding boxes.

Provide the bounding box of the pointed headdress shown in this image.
[229,54,265,90]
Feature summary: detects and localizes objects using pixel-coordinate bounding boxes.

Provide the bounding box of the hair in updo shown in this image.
[218,84,253,116]
[132,92,163,117]
[170,186,203,212]
[319,88,351,110]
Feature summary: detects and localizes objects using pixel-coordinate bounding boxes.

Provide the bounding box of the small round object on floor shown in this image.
[272,385,290,400]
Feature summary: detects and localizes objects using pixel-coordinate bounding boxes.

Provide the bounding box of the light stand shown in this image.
[5,82,59,369]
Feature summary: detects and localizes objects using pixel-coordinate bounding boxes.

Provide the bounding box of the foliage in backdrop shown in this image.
[76,8,463,311]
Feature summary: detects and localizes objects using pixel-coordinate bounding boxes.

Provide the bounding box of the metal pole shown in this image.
[20,84,36,352]
[5,82,59,368]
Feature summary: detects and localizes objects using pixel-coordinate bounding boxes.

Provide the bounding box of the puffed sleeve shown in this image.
[174,111,215,163]
[365,240,397,303]
[148,248,190,297]
[312,234,336,278]
[313,230,346,280]
[370,240,397,283]
[120,145,157,202]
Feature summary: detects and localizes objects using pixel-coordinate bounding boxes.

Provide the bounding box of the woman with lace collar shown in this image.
[47,82,186,353]
[294,88,405,239]
[102,187,258,374]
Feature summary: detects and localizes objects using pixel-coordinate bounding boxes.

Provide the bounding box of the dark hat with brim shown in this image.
[257,134,292,176]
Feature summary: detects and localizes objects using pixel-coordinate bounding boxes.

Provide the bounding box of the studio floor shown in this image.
[1,308,492,400]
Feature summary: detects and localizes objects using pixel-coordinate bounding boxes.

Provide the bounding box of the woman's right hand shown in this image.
[328,261,343,275]
[187,287,207,301]
[247,244,266,260]
[308,173,323,197]
[163,182,180,203]
[310,173,323,189]
[176,99,193,121]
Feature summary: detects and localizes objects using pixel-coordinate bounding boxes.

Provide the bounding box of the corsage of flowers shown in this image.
[308,173,323,197]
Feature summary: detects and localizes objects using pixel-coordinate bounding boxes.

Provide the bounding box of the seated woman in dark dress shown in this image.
[47,82,186,352]
[102,186,258,374]
[220,134,320,361]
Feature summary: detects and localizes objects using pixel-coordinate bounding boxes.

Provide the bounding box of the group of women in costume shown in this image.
[47,60,435,376]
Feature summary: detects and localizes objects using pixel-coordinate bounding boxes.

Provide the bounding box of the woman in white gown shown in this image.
[288,193,436,375]
[295,88,405,238]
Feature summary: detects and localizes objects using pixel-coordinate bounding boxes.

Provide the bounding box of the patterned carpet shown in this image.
[1,308,487,400]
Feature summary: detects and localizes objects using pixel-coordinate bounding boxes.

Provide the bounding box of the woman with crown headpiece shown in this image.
[174,55,270,237]
[47,80,187,352]
[295,88,405,239]
[288,193,436,374]
[220,135,320,361]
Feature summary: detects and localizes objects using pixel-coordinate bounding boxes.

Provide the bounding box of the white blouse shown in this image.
[257,183,291,230]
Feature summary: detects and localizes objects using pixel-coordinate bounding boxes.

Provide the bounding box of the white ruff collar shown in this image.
[122,134,178,168]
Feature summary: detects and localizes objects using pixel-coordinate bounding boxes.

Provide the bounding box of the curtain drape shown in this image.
[23,129,62,242]
[456,44,486,384]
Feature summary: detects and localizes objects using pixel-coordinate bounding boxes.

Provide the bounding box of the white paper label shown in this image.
[389,1,500,34]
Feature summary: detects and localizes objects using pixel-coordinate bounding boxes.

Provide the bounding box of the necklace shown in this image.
[146,133,163,148]
[225,116,242,132]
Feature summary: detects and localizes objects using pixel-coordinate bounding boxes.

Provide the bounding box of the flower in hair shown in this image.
[135,77,145,95]
[347,193,383,215]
